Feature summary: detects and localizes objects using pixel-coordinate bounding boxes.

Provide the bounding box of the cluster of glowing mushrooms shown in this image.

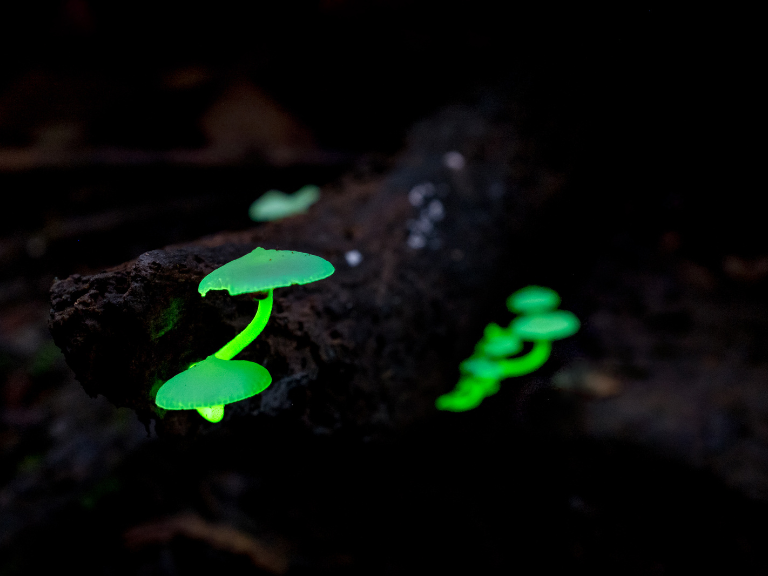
[154,249,577,422]
[248,185,320,222]
[155,248,334,422]
[436,286,580,412]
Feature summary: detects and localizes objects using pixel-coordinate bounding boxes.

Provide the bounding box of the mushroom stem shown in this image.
[496,340,552,377]
[197,405,225,423]
[214,289,274,361]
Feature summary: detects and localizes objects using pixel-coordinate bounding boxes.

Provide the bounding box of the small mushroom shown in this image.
[460,356,505,380]
[156,355,271,422]
[199,247,334,361]
[436,285,580,412]
[248,184,320,222]
[475,323,523,358]
[506,285,560,315]
[155,247,334,422]
[461,338,553,379]
[435,376,498,412]
[511,310,580,342]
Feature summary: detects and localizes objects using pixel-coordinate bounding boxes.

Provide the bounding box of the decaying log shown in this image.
[49,104,564,437]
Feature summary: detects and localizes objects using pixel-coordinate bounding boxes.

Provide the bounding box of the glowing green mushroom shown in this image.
[435,376,498,412]
[155,247,334,422]
[462,340,553,379]
[248,185,320,222]
[460,356,505,380]
[511,310,580,341]
[436,285,580,412]
[200,247,335,361]
[156,355,271,422]
[506,285,561,314]
[475,323,523,358]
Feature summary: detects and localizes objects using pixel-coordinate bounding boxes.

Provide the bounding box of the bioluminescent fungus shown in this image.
[506,285,560,315]
[198,247,334,361]
[436,285,580,412]
[435,376,498,412]
[155,247,334,422]
[248,184,320,222]
[511,310,580,341]
[475,323,522,358]
[156,355,271,423]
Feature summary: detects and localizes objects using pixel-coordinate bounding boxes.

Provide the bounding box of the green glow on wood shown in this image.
[150,297,183,341]
[249,184,321,222]
[436,286,579,412]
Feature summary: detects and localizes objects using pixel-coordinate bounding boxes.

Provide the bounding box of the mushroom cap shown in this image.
[507,286,561,314]
[155,355,272,410]
[511,310,580,341]
[476,323,523,357]
[249,185,320,222]
[199,247,335,296]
